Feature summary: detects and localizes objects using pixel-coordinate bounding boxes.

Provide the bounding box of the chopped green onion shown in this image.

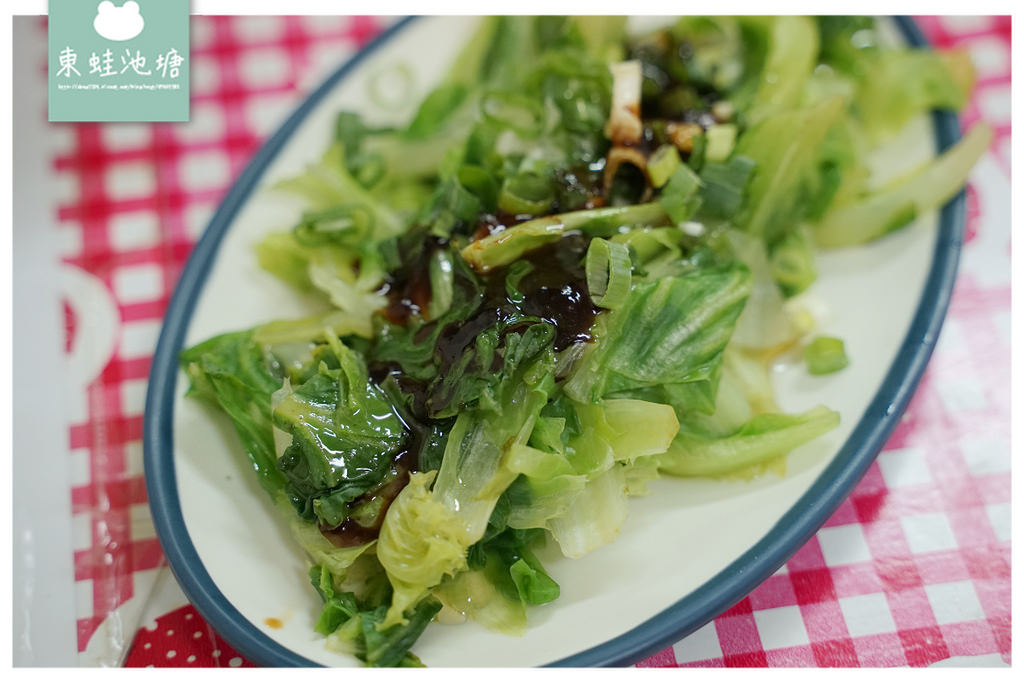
[586,237,632,309]
[698,155,756,220]
[770,230,817,296]
[480,91,545,138]
[688,132,708,171]
[659,165,703,224]
[804,336,849,375]
[647,145,682,188]
[367,61,415,111]
[293,204,374,247]
[404,83,468,139]
[705,124,738,163]
[457,165,500,211]
[428,249,455,319]
[498,172,555,215]
[354,153,387,188]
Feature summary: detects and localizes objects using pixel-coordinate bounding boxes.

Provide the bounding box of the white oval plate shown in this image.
[145,16,965,667]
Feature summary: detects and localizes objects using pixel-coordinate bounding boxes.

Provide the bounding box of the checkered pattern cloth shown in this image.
[46,15,1010,667]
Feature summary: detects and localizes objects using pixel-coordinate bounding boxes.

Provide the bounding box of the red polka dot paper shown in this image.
[47,15,1010,667]
[126,605,254,668]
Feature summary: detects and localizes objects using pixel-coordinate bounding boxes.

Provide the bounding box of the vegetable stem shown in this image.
[461,203,668,272]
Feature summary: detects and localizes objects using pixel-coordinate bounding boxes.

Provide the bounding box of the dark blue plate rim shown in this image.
[144,15,964,668]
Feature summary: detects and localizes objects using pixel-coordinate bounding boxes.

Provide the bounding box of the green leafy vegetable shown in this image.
[180,331,286,496]
[565,265,752,402]
[857,49,974,138]
[746,16,819,123]
[814,123,992,247]
[180,15,982,667]
[736,95,846,245]
[377,471,472,628]
[658,406,840,477]
[273,336,407,526]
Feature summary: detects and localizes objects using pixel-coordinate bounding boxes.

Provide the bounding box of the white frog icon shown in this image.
[93,1,145,42]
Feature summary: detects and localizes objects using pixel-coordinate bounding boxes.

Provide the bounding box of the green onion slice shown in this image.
[705,124,738,163]
[647,144,682,188]
[481,91,545,138]
[586,237,632,309]
[428,248,455,319]
[804,336,850,375]
[498,172,554,215]
[293,204,374,246]
[770,231,818,297]
[367,61,415,111]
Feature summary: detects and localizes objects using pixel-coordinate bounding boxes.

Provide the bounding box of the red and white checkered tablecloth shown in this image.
[45,15,1010,668]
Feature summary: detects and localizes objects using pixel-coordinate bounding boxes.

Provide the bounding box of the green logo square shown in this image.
[48,0,190,122]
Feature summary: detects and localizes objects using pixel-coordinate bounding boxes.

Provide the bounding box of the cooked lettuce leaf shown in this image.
[502,443,587,530]
[564,264,752,402]
[547,465,629,559]
[376,321,558,627]
[658,405,839,477]
[503,397,677,534]
[312,564,441,668]
[735,94,846,245]
[813,123,992,247]
[291,515,377,592]
[433,526,559,636]
[747,16,819,123]
[857,49,974,138]
[275,142,407,238]
[433,557,527,635]
[377,471,472,628]
[255,230,388,338]
[431,328,557,537]
[272,336,406,526]
[538,398,676,556]
[180,331,286,496]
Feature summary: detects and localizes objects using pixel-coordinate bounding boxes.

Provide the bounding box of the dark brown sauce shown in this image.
[435,307,502,373]
[430,235,599,368]
[344,202,601,549]
[384,231,599,362]
[554,165,607,212]
[381,235,448,326]
[318,450,414,548]
[490,235,599,352]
